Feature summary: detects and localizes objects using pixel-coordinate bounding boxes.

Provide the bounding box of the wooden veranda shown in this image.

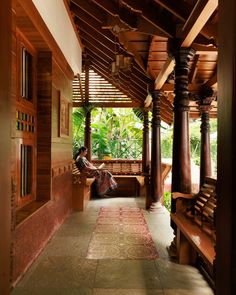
[1,1,236,295]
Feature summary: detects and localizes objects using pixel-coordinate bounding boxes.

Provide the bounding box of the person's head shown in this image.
[78,146,88,157]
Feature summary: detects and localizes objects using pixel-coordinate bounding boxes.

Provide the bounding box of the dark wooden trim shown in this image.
[0,0,12,293]
[217,1,236,294]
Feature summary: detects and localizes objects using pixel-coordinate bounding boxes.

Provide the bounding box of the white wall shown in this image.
[32,0,82,74]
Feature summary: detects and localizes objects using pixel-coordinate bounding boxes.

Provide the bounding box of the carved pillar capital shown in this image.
[173,47,195,110]
[197,87,215,114]
[151,90,162,128]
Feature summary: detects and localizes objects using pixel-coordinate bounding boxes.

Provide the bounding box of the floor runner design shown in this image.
[86,207,159,259]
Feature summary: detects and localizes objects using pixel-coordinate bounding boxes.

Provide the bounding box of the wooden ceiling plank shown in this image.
[71,0,106,24]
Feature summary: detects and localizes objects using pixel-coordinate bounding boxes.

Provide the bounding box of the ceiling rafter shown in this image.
[71,5,116,44]
[71,0,106,24]
[120,0,174,37]
[82,37,147,95]
[155,0,218,90]
[86,50,147,99]
[91,64,144,103]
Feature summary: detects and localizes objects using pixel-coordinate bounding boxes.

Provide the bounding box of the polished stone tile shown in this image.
[163,289,214,295]
[155,259,213,294]
[94,260,162,289]
[41,236,91,258]
[94,288,164,295]
[17,257,97,289]
[56,223,96,236]
[12,287,93,295]
[12,197,214,295]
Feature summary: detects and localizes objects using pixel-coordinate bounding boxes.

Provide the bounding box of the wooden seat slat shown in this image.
[171,177,217,280]
[171,213,215,265]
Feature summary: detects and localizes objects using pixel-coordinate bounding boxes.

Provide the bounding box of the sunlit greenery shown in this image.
[73,108,217,176]
[73,108,144,159]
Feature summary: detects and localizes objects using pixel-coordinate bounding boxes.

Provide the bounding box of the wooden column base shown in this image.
[149,201,166,213]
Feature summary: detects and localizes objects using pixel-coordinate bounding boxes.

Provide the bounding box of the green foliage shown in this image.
[72,108,85,157]
[73,108,143,159]
[72,107,218,175]
[163,191,171,212]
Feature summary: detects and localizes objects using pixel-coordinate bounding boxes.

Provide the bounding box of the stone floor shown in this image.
[11,197,214,295]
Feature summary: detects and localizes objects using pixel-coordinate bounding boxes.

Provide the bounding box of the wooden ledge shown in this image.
[16,200,49,227]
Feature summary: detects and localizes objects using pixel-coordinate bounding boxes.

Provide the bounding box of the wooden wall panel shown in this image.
[51,59,73,167]
[37,52,52,201]
[12,2,74,286]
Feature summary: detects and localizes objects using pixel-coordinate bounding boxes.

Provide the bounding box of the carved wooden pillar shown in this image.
[84,60,92,161]
[171,47,195,211]
[197,89,214,187]
[84,111,92,161]
[167,47,195,256]
[149,90,163,212]
[142,109,150,175]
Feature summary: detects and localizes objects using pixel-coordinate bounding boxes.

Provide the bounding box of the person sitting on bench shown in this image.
[74,146,117,196]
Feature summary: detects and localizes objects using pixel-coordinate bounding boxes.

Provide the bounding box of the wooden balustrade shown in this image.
[92,159,143,175]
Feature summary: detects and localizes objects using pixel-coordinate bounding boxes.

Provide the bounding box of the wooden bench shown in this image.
[72,164,95,211]
[92,160,172,197]
[170,177,217,280]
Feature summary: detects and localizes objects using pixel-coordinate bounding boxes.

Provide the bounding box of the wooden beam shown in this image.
[121,0,174,37]
[189,54,200,83]
[155,0,218,89]
[155,57,175,89]
[204,70,217,88]
[153,0,216,41]
[179,0,218,47]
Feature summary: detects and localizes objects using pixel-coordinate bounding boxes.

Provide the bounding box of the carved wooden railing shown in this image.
[92,159,171,180]
[92,159,142,175]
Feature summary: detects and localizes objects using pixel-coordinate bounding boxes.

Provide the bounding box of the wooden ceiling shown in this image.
[69,0,218,124]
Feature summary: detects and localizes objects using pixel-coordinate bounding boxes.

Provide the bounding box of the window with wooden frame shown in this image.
[21,47,33,101]
[16,32,37,209]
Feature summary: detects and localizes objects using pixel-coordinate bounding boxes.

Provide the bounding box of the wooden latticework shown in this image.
[72,69,140,108]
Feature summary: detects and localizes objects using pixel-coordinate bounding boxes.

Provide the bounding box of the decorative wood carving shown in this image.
[150,90,163,204]
[171,47,195,214]
[59,94,70,137]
